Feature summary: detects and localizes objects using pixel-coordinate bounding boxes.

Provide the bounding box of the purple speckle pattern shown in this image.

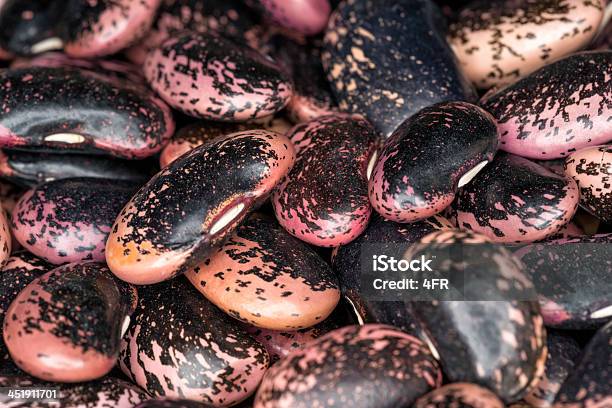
[483,51,612,159]
[452,153,579,243]
[272,115,379,247]
[254,324,441,408]
[119,277,269,407]
[11,178,138,265]
[0,66,175,159]
[369,101,498,223]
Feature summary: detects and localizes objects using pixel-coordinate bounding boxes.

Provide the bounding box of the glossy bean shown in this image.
[106,130,295,285]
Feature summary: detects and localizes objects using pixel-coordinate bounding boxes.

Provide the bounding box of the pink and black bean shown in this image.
[3,262,138,382]
[482,51,612,159]
[565,144,612,223]
[186,215,340,330]
[369,101,499,223]
[106,130,295,285]
[0,66,175,159]
[144,32,292,121]
[59,0,162,58]
[10,51,148,84]
[272,115,379,247]
[452,153,579,243]
[449,0,605,89]
[11,177,138,264]
[254,324,442,408]
[0,205,11,266]
[0,251,52,363]
[119,277,269,406]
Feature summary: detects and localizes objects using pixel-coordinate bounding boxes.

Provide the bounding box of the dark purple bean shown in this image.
[3,262,137,382]
[322,0,475,137]
[410,229,547,403]
[0,67,175,159]
[515,234,612,329]
[452,153,579,243]
[0,0,161,57]
[525,331,581,407]
[0,0,64,56]
[369,101,498,223]
[119,277,269,406]
[554,321,612,407]
[272,114,379,247]
[332,213,451,338]
[106,130,295,285]
[0,149,155,188]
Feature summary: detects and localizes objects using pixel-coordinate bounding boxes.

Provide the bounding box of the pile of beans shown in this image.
[0,0,610,407]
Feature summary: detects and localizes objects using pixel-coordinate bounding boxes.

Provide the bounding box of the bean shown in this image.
[11,178,138,264]
[144,32,293,121]
[185,214,340,330]
[272,114,378,246]
[452,153,579,243]
[3,262,137,382]
[449,0,605,88]
[119,277,269,406]
[106,130,295,284]
[369,101,498,223]
[0,66,175,159]
[322,0,475,137]
[254,324,441,408]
